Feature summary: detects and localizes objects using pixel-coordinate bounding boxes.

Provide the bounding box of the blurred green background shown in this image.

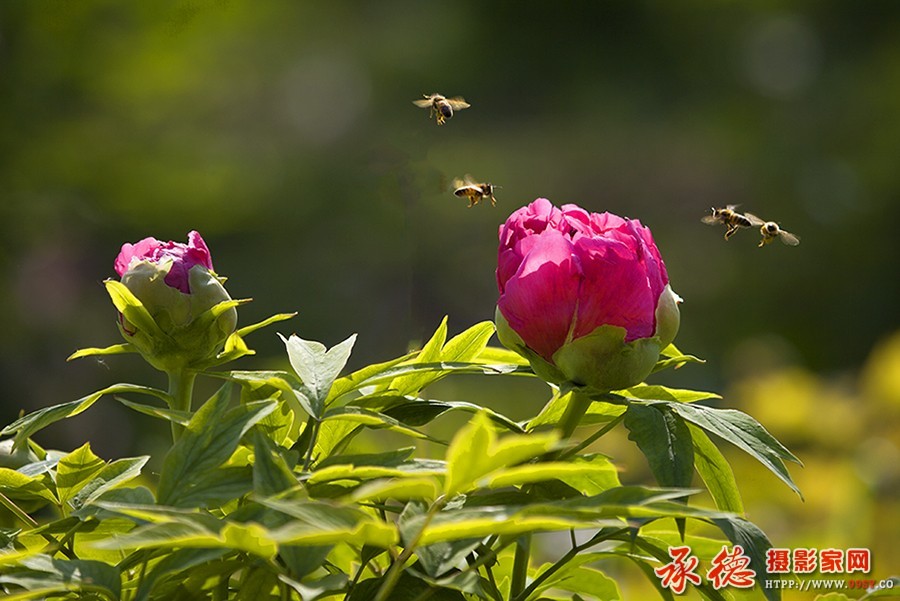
[1,0,898,596]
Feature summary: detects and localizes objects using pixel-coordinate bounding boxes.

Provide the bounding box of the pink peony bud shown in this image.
[496,198,680,391]
[112,231,236,372]
[114,231,214,294]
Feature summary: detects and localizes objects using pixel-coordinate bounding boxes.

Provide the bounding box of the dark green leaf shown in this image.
[624,404,695,489]
[157,383,276,505]
[399,502,482,578]
[667,402,802,498]
[712,516,780,601]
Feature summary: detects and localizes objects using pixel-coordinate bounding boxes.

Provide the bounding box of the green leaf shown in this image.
[327,354,414,405]
[667,402,802,498]
[322,406,445,444]
[308,460,445,485]
[476,345,530,366]
[259,497,398,547]
[235,566,279,601]
[279,573,349,601]
[133,549,227,601]
[349,477,441,503]
[104,279,166,339]
[235,312,297,338]
[482,461,618,490]
[382,399,524,432]
[1,383,171,450]
[67,343,137,361]
[157,384,276,505]
[349,573,466,601]
[166,465,254,508]
[389,316,448,395]
[445,412,558,496]
[556,454,622,495]
[251,429,298,496]
[399,502,483,579]
[619,384,720,403]
[0,467,57,504]
[55,443,106,509]
[689,424,744,513]
[533,565,621,600]
[624,404,695,489]
[11,555,121,599]
[70,455,149,510]
[115,397,192,425]
[281,332,357,417]
[711,516,779,601]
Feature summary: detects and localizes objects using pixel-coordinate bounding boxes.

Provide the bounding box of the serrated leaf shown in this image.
[667,402,802,498]
[689,424,744,513]
[157,383,276,505]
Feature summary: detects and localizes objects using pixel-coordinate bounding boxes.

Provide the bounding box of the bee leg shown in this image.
[490,196,496,207]
[724,226,735,240]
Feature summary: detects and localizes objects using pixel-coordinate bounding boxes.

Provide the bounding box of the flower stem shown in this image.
[511,391,594,597]
[167,368,197,442]
[557,390,592,441]
[375,497,446,601]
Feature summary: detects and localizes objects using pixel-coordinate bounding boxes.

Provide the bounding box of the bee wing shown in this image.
[450,177,466,190]
[743,212,766,226]
[446,97,470,110]
[725,204,741,210]
[701,215,719,225]
[778,230,801,246]
[413,99,433,108]
[462,173,479,186]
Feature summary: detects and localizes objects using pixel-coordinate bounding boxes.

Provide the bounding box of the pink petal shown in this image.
[498,229,581,360]
[571,235,657,341]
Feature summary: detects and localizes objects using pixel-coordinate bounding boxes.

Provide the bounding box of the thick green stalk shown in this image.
[167,368,197,441]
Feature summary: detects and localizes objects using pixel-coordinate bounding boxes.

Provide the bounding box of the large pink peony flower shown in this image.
[496,198,680,390]
[114,231,214,294]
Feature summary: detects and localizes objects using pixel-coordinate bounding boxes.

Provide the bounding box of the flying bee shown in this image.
[702,205,755,240]
[452,175,498,207]
[413,93,470,125]
[743,213,800,247]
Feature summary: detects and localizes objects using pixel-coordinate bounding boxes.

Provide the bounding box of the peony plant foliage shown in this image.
[0,219,801,601]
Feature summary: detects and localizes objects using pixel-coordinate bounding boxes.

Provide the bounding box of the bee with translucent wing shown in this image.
[743,213,801,247]
[413,93,470,125]
[701,205,755,240]
[452,174,498,207]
